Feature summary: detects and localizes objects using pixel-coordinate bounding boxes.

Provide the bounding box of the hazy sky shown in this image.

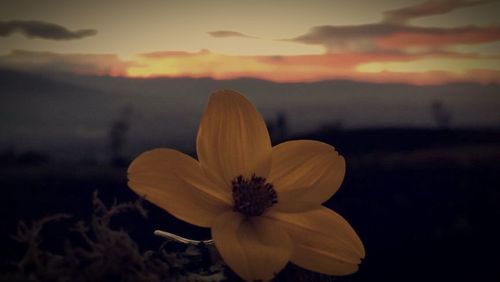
[1,0,500,84]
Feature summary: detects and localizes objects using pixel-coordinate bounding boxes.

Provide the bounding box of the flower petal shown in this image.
[268,140,345,212]
[127,148,232,227]
[211,211,292,281]
[266,207,365,276]
[196,90,272,187]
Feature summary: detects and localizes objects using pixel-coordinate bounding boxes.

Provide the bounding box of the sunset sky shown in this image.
[1,0,500,84]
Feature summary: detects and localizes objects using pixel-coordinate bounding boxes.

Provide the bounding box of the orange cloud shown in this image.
[126,50,500,85]
[127,50,400,81]
[376,25,500,49]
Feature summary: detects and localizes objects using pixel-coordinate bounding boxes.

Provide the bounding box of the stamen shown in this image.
[232,174,278,217]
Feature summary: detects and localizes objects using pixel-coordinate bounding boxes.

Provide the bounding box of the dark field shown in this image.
[1,128,499,281]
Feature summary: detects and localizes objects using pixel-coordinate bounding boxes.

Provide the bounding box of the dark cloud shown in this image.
[141,49,211,58]
[290,23,398,53]
[291,24,500,52]
[0,20,97,40]
[383,0,496,24]
[288,1,500,54]
[208,30,257,38]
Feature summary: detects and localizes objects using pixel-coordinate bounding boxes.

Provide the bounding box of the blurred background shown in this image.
[1,0,500,281]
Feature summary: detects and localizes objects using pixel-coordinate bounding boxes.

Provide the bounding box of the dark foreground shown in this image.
[1,128,500,281]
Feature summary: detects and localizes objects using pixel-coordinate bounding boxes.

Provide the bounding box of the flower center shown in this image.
[231,174,278,217]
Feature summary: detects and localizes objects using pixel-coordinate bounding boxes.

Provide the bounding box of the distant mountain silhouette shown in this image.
[1,69,500,160]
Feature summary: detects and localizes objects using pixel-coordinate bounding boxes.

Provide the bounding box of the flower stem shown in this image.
[153,230,214,245]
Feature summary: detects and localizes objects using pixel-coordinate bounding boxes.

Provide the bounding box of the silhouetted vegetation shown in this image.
[0,147,51,165]
[108,106,133,166]
[431,100,452,129]
[3,192,225,282]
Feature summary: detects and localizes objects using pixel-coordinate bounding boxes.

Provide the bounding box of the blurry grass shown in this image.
[348,143,500,168]
[1,163,125,180]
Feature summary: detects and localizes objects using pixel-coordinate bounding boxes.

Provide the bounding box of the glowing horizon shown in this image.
[123,50,500,85]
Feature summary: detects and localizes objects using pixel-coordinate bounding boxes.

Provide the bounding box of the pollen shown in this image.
[231,174,278,217]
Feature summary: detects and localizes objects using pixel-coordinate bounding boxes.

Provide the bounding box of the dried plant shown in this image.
[5,191,224,282]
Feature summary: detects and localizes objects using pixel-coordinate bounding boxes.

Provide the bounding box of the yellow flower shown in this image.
[127,90,365,281]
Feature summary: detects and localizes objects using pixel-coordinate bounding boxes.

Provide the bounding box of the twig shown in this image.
[153,230,214,245]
